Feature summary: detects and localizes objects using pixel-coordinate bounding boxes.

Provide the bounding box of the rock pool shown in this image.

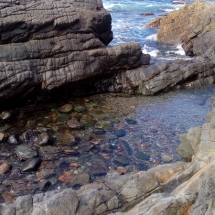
[0,85,214,202]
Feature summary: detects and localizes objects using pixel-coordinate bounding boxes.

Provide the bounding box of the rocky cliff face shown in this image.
[0,0,148,103]
[155,0,215,57]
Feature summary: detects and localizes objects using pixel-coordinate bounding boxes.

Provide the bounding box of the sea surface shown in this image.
[102,0,210,60]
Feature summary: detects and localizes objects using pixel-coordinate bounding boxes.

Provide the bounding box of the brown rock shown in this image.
[70,163,79,168]
[117,166,127,175]
[59,172,74,183]
[67,119,82,129]
[0,162,10,175]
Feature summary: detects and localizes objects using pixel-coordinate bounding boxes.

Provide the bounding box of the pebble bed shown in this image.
[0,85,214,203]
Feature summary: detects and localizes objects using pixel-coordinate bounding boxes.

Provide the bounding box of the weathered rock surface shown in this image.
[0,0,148,103]
[100,58,215,95]
[155,0,215,57]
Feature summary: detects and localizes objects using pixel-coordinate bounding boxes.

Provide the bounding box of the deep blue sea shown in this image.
[102,0,199,60]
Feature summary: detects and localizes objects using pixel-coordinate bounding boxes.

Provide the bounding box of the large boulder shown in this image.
[0,0,148,103]
[155,0,215,57]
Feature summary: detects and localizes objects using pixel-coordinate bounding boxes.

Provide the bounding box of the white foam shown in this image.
[146,34,157,41]
[166,45,185,56]
[142,45,159,57]
[163,8,175,12]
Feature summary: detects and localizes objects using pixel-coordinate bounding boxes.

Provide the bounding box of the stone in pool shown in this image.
[8,134,19,145]
[34,132,52,146]
[67,119,82,129]
[58,104,73,113]
[70,172,90,187]
[73,105,88,113]
[135,151,150,160]
[21,157,42,172]
[125,118,137,125]
[80,119,97,127]
[115,129,126,137]
[15,145,38,160]
[112,157,129,166]
[0,132,7,143]
[93,129,105,135]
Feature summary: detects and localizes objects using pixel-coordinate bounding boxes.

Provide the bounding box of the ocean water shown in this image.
[103,0,191,60]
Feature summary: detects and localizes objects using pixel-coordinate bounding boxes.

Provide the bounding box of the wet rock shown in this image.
[20,130,37,143]
[58,104,73,113]
[125,118,137,125]
[140,12,154,16]
[34,132,52,146]
[161,153,173,163]
[67,119,82,129]
[39,146,61,160]
[56,130,75,145]
[119,140,133,156]
[100,143,112,153]
[70,163,79,168]
[42,117,52,125]
[71,172,90,187]
[0,132,7,143]
[0,126,10,133]
[117,166,127,175]
[135,151,150,160]
[71,112,82,120]
[21,157,42,172]
[57,114,71,122]
[88,158,108,177]
[113,157,129,166]
[107,134,118,141]
[8,134,20,145]
[15,145,37,161]
[36,169,55,181]
[0,111,11,120]
[74,105,88,113]
[0,162,10,175]
[93,129,106,135]
[59,172,74,183]
[8,169,22,180]
[80,119,97,127]
[115,129,126,137]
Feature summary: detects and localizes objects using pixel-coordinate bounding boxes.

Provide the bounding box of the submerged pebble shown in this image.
[21,157,42,172]
[15,145,37,160]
